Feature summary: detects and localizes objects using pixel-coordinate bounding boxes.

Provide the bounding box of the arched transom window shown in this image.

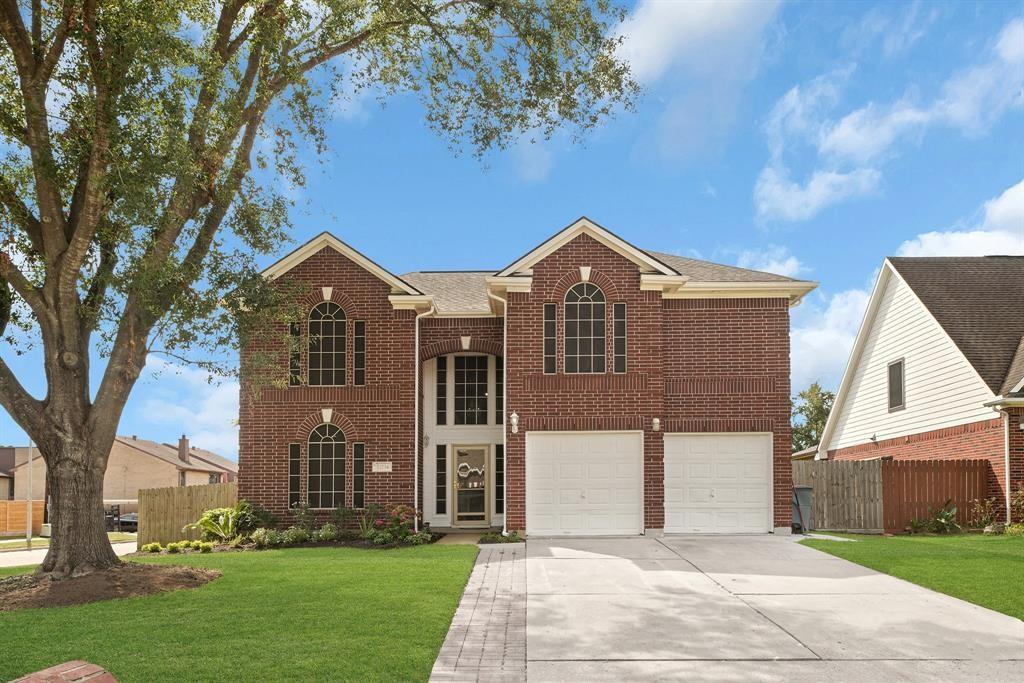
[308,423,345,508]
[564,283,606,374]
[308,301,346,386]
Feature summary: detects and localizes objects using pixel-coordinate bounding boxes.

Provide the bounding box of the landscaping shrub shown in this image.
[923,499,961,534]
[371,504,417,542]
[371,531,394,545]
[235,499,279,535]
[282,526,310,545]
[479,531,523,544]
[185,507,240,543]
[251,527,283,548]
[166,542,182,554]
[1005,523,1024,537]
[199,542,214,553]
[358,503,385,539]
[189,540,205,550]
[317,522,341,542]
[968,497,1000,528]
[141,542,163,553]
[290,502,317,532]
[330,506,357,529]
[1012,484,1024,522]
[407,531,433,545]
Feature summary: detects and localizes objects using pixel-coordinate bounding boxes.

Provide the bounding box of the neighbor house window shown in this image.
[178,471,186,487]
[353,321,366,386]
[308,301,346,386]
[543,303,556,374]
[494,444,504,514]
[613,303,626,374]
[288,443,301,506]
[495,356,504,424]
[888,359,905,411]
[352,442,365,508]
[289,322,301,386]
[435,445,447,515]
[308,423,346,508]
[564,283,606,374]
[436,356,447,425]
[454,355,488,425]
[208,473,221,485]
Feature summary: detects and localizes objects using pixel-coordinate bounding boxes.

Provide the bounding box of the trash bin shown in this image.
[792,486,812,534]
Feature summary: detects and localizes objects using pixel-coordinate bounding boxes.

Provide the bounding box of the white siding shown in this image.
[827,272,994,451]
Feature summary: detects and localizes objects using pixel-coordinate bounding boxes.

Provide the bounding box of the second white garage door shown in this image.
[526,432,643,536]
[664,433,772,533]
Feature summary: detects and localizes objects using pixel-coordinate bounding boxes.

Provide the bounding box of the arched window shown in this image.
[564,283,606,373]
[308,301,346,386]
[308,423,345,508]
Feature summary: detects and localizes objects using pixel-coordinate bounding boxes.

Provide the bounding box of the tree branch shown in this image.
[0,352,45,438]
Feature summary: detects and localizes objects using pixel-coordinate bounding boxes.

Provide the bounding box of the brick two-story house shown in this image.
[238,218,816,535]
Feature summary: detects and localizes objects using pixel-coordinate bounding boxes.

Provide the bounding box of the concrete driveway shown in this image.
[526,535,1023,681]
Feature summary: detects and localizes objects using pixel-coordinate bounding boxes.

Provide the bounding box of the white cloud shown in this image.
[757,17,1024,222]
[754,165,880,222]
[138,359,239,458]
[736,245,808,278]
[616,0,781,159]
[896,178,1024,256]
[792,180,1024,391]
[842,2,940,59]
[791,286,872,391]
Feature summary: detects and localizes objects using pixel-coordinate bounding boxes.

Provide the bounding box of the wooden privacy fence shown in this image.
[793,460,883,533]
[882,459,988,533]
[138,483,237,547]
[0,500,45,535]
[793,459,989,534]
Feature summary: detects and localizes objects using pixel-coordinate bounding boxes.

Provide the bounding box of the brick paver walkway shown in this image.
[430,543,526,682]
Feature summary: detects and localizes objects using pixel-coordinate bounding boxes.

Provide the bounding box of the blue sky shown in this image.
[2,1,1022,458]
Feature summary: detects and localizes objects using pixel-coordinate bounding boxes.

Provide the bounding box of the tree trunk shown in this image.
[39,439,119,577]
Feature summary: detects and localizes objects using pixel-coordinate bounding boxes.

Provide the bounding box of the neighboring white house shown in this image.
[817,256,1024,517]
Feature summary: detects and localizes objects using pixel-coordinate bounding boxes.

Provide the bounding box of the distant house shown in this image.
[11,435,237,511]
[0,447,14,500]
[818,256,1024,520]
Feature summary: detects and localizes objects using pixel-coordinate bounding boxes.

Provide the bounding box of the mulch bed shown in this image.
[0,562,220,612]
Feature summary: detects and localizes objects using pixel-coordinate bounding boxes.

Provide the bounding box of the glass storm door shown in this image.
[453,447,489,527]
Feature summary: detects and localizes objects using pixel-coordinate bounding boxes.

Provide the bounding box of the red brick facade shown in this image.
[240,233,796,532]
[239,247,417,523]
[828,416,1018,512]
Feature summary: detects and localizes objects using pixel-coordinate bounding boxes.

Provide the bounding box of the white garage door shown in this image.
[664,433,772,533]
[526,432,643,536]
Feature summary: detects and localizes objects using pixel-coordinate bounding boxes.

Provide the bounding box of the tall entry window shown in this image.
[454,356,489,425]
[308,301,346,386]
[307,423,346,508]
[564,283,606,374]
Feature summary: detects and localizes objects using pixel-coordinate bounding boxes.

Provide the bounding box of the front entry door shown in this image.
[453,446,489,528]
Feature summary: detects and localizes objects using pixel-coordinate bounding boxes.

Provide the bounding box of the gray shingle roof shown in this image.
[1001,336,1024,396]
[646,251,800,283]
[888,256,1024,395]
[401,272,494,315]
[404,252,804,315]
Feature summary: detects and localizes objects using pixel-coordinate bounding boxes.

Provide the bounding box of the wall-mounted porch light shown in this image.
[652,417,660,432]
[509,411,519,434]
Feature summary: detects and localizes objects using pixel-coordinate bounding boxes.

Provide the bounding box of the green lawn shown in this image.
[801,534,1024,620]
[1,545,478,682]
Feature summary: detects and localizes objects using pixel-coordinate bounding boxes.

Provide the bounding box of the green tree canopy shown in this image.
[792,382,835,453]
[0,0,637,575]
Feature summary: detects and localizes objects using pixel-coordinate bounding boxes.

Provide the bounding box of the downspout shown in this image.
[1000,409,1011,523]
[488,290,509,536]
[413,304,435,533]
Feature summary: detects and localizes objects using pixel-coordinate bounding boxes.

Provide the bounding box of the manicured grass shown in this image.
[802,533,1024,620]
[1,545,478,681]
[0,532,136,552]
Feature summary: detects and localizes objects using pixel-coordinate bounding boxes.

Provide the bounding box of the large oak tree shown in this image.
[0,0,636,576]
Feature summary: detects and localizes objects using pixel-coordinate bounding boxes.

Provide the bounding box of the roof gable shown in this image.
[261,232,422,296]
[497,217,679,277]
[888,256,1024,394]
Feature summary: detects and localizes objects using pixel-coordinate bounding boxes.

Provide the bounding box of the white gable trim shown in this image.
[817,259,996,458]
[496,217,678,277]
[261,232,422,296]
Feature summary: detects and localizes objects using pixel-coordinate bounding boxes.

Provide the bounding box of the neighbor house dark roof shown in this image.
[403,252,803,315]
[888,256,1024,395]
